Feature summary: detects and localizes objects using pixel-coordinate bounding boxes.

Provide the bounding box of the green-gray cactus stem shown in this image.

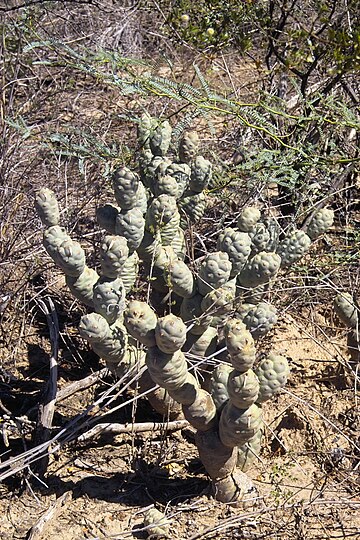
[99,235,129,278]
[148,246,177,293]
[137,112,157,150]
[237,206,261,233]
[237,425,263,471]
[219,402,263,447]
[137,230,162,263]
[93,277,126,325]
[195,428,254,503]
[249,222,273,254]
[124,300,157,347]
[161,162,191,193]
[170,228,186,260]
[334,292,358,328]
[184,326,218,358]
[181,293,212,335]
[277,230,311,268]
[153,174,184,199]
[178,190,206,229]
[255,353,290,403]
[155,314,187,354]
[164,258,196,298]
[182,388,217,431]
[237,251,281,289]
[96,204,119,234]
[146,347,197,403]
[227,369,260,409]
[119,251,139,294]
[224,319,256,372]
[201,285,235,320]
[189,156,212,192]
[138,369,183,418]
[179,130,199,163]
[149,119,172,156]
[217,228,251,277]
[146,194,180,245]
[115,208,145,253]
[307,208,334,240]
[197,251,232,296]
[79,313,128,363]
[35,188,60,227]
[141,155,171,189]
[53,238,86,277]
[112,167,139,210]
[107,344,143,379]
[143,507,171,539]
[237,302,278,339]
[209,363,233,411]
[66,266,99,307]
[43,226,70,260]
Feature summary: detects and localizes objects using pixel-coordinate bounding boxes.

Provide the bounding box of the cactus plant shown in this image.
[307,208,334,240]
[255,353,290,403]
[277,230,311,268]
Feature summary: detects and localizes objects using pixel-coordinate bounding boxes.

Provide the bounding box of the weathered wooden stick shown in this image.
[77,419,189,442]
[33,297,59,477]
[56,367,108,402]
[26,491,72,540]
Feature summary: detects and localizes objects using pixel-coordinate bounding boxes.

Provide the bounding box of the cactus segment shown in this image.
[170,228,186,260]
[54,238,86,277]
[277,230,311,267]
[219,402,263,448]
[35,188,60,227]
[79,313,128,362]
[237,251,281,288]
[149,120,172,156]
[146,347,189,392]
[255,353,290,403]
[209,363,233,411]
[155,314,187,354]
[158,162,191,194]
[124,300,157,347]
[137,230,162,263]
[238,302,278,339]
[43,226,70,260]
[66,266,99,307]
[179,130,199,163]
[107,344,144,378]
[237,425,263,471]
[167,372,199,405]
[178,190,206,228]
[115,207,145,252]
[189,156,212,192]
[201,286,235,318]
[307,208,334,240]
[224,319,256,372]
[182,389,217,431]
[237,207,261,232]
[112,167,139,210]
[119,251,139,293]
[334,292,358,328]
[99,235,129,278]
[184,326,218,358]
[181,293,211,335]
[143,507,171,539]
[93,277,126,325]
[227,369,260,409]
[154,174,184,199]
[217,228,251,277]
[146,195,179,235]
[163,259,196,298]
[150,246,177,293]
[96,204,119,234]
[197,251,232,296]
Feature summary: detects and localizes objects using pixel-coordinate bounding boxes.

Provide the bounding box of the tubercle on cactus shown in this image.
[34,114,335,504]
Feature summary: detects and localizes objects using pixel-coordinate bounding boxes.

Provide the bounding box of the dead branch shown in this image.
[32,297,59,477]
[26,491,72,540]
[77,419,190,442]
[56,367,108,402]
